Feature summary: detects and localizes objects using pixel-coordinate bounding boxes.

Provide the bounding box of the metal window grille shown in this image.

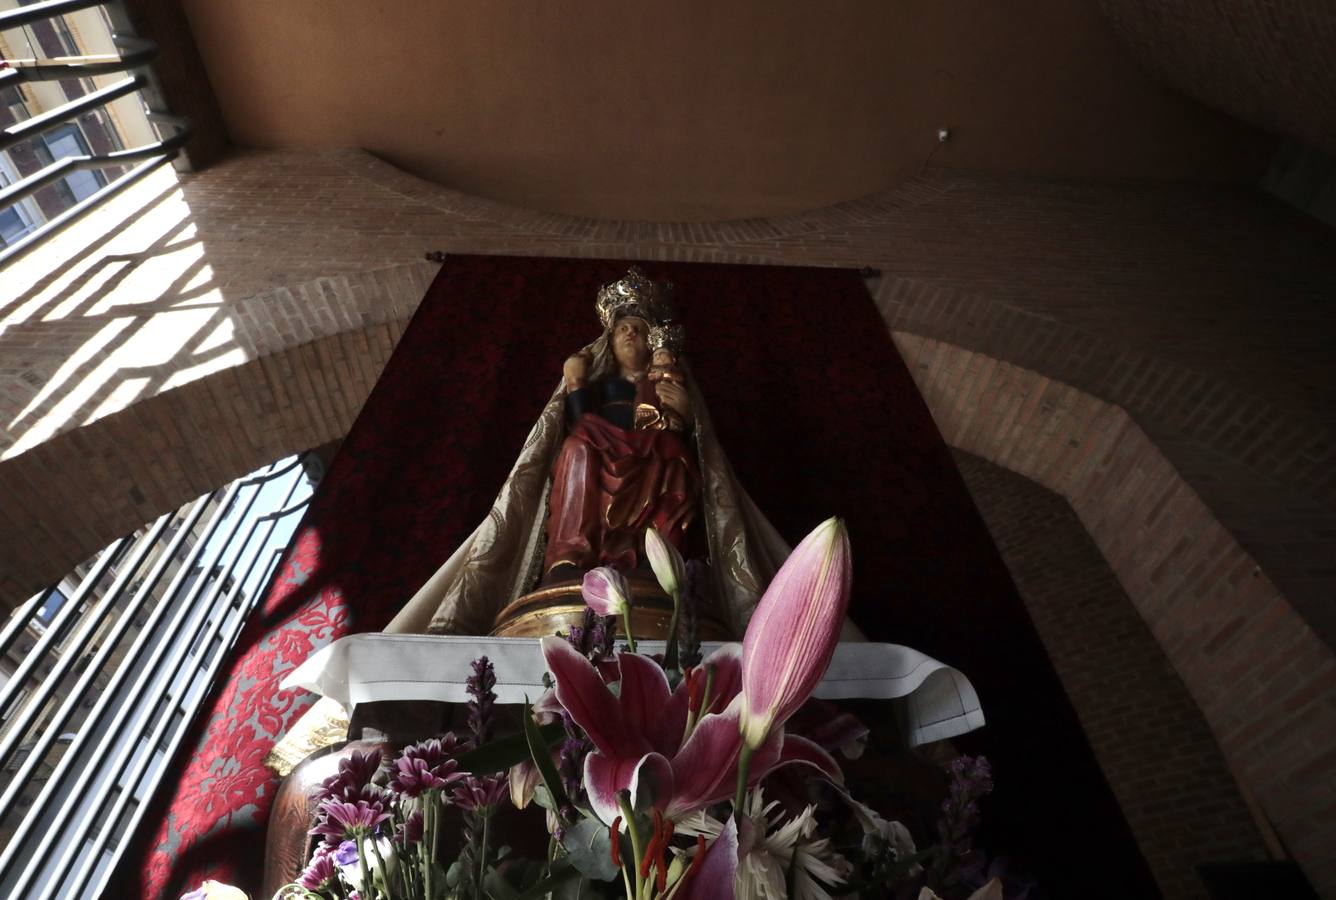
[0,455,315,899]
[0,0,190,266]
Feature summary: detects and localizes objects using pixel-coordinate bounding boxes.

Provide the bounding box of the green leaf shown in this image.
[550,873,593,899]
[510,860,581,900]
[482,869,522,900]
[457,722,565,775]
[532,783,556,812]
[890,846,938,877]
[483,859,548,899]
[559,817,621,882]
[523,698,571,812]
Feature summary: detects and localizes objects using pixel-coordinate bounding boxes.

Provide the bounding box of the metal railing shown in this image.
[0,455,314,899]
[0,0,190,268]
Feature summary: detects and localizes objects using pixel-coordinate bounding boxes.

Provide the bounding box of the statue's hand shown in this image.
[655,380,693,424]
[563,352,592,390]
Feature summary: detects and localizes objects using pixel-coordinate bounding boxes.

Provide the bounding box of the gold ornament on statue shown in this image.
[648,323,686,356]
[595,265,676,329]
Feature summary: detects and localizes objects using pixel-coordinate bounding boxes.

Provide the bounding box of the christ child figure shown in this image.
[635,324,688,432]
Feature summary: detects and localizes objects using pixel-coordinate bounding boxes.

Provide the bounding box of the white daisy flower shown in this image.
[736,790,850,900]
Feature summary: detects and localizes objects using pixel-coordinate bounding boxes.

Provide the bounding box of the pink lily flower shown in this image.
[739,518,852,750]
[673,817,739,900]
[581,566,631,618]
[540,637,839,826]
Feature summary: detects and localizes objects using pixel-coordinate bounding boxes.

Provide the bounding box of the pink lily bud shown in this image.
[582,567,631,618]
[645,526,687,598]
[739,518,852,749]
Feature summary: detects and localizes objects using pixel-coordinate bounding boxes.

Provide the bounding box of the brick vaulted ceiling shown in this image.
[175,0,1277,222]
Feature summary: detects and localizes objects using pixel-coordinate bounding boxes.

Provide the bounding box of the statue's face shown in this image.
[612,316,651,373]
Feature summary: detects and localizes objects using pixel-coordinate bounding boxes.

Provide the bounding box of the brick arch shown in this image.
[895,331,1336,894]
[328,148,957,243]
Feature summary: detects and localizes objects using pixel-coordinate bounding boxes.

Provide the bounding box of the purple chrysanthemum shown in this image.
[394,810,425,845]
[450,774,509,813]
[298,844,339,891]
[339,748,383,788]
[313,774,385,806]
[391,755,462,797]
[313,748,386,804]
[310,799,392,843]
[389,735,468,798]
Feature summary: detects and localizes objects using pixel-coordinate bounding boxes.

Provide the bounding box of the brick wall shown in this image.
[871,274,1336,660]
[3,148,1335,894]
[953,449,1268,900]
[903,337,1336,894]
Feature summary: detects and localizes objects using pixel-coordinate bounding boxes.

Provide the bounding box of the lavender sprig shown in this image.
[565,607,615,664]
[466,655,497,747]
[592,612,614,661]
[933,755,994,888]
[555,734,587,827]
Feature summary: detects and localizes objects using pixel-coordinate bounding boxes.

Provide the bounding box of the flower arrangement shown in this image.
[190,519,1013,900]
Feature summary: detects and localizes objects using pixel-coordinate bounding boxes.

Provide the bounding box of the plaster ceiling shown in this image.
[181,0,1274,222]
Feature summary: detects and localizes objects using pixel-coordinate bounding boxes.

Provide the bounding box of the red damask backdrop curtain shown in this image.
[121,255,1158,899]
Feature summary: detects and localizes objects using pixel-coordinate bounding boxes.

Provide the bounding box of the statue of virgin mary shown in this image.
[381,266,856,642]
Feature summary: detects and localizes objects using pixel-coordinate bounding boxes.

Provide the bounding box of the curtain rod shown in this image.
[423,252,879,279]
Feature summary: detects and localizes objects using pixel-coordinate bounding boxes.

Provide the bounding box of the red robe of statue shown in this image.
[543,376,699,574]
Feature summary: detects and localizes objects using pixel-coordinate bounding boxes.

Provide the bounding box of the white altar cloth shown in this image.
[281,634,985,747]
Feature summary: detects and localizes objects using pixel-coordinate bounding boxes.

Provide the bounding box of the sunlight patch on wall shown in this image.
[83,376,151,427]
[36,258,130,322]
[1,168,185,327]
[82,236,205,318]
[6,316,135,442]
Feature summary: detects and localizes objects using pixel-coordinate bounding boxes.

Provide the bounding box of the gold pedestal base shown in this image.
[491,576,732,640]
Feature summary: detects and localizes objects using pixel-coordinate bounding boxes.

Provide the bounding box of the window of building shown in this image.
[41,123,106,202]
[34,588,72,627]
[1,85,30,125]
[0,157,43,247]
[0,177,40,246]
